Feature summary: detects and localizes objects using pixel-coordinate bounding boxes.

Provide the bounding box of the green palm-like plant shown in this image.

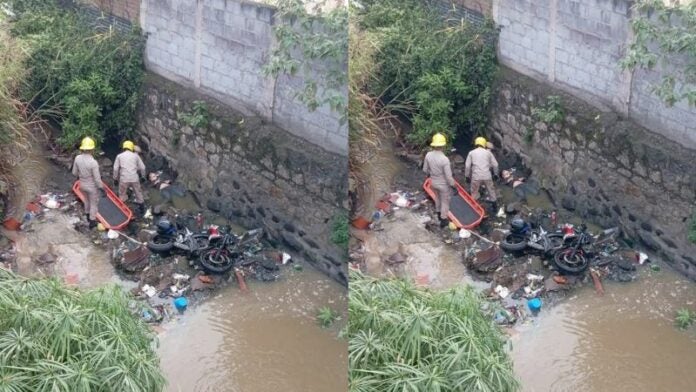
[0,269,165,391]
[348,272,520,391]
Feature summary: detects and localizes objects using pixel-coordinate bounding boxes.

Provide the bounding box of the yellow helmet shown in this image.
[122,140,135,151]
[430,133,447,147]
[474,137,487,148]
[79,137,95,150]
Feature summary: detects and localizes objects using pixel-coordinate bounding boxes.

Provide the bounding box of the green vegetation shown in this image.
[621,0,696,106]
[675,308,696,330]
[330,210,349,248]
[689,213,696,244]
[531,95,564,125]
[316,306,339,328]
[264,0,348,118]
[354,0,498,147]
[0,269,165,391]
[349,272,519,391]
[8,0,145,149]
[178,100,210,130]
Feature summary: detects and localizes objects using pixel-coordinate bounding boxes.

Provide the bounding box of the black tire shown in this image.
[199,248,235,274]
[147,234,174,253]
[553,249,589,274]
[500,233,528,252]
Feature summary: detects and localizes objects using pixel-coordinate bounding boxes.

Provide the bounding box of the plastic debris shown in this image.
[526,273,544,282]
[174,297,188,313]
[282,252,292,264]
[496,207,506,218]
[637,252,649,265]
[527,298,542,312]
[494,285,510,298]
[142,284,156,298]
[107,230,119,240]
[395,196,409,208]
[458,229,472,239]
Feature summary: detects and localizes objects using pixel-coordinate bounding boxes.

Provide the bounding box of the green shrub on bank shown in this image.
[349,272,519,391]
[355,0,498,147]
[0,269,165,391]
[8,0,145,149]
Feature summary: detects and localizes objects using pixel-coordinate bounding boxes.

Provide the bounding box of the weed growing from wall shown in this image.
[355,0,498,147]
[8,0,145,149]
[689,213,696,244]
[330,210,349,249]
[178,100,210,130]
[531,95,564,125]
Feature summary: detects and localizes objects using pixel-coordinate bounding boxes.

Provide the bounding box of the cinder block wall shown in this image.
[140,0,348,156]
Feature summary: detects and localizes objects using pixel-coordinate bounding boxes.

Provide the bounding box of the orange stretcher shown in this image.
[72,180,133,230]
[423,178,485,229]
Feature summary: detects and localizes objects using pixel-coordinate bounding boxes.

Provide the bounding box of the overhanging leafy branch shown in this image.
[264,0,348,121]
[621,0,696,106]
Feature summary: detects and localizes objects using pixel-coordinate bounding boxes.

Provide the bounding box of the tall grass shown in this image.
[349,272,520,391]
[0,269,166,391]
[0,13,34,170]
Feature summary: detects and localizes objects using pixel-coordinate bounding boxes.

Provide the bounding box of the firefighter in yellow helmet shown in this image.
[72,137,104,229]
[423,133,456,228]
[113,140,146,215]
[465,136,499,207]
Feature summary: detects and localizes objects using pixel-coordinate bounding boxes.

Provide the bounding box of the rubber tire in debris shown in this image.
[500,233,528,252]
[147,234,175,253]
[553,249,589,274]
[199,249,235,274]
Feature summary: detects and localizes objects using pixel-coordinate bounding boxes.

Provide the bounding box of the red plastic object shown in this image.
[72,180,133,230]
[351,216,371,230]
[2,217,21,231]
[423,178,485,229]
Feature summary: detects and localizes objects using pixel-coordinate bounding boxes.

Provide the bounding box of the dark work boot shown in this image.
[88,220,98,229]
[137,203,146,216]
[439,217,449,228]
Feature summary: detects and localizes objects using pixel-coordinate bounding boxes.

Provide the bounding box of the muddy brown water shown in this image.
[157,266,348,392]
[511,266,696,392]
[355,135,696,392]
[5,132,348,391]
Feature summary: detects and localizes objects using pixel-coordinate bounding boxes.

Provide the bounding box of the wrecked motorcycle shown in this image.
[198,227,264,274]
[553,224,592,274]
[147,218,211,255]
[500,218,565,255]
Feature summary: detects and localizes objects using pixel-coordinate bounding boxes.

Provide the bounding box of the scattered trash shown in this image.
[198,274,214,284]
[352,216,371,230]
[590,268,604,296]
[495,285,510,298]
[458,229,472,239]
[235,269,249,293]
[281,252,292,265]
[651,264,661,272]
[552,275,568,284]
[636,252,649,265]
[3,218,21,231]
[142,284,157,298]
[97,223,105,231]
[526,273,544,282]
[293,263,304,271]
[107,229,119,240]
[496,207,506,218]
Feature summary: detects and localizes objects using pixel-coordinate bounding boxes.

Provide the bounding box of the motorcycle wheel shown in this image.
[199,248,235,274]
[553,249,589,274]
[147,234,174,253]
[500,233,528,252]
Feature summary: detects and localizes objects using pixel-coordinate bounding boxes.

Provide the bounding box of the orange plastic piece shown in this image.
[351,216,371,230]
[2,218,21,231]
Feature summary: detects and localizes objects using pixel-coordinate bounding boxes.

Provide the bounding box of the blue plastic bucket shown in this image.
[174,297,188,312]
[527,298,542,312]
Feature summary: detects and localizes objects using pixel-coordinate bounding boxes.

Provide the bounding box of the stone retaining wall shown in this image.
[137,73,348,285]
[490,67,696,279]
